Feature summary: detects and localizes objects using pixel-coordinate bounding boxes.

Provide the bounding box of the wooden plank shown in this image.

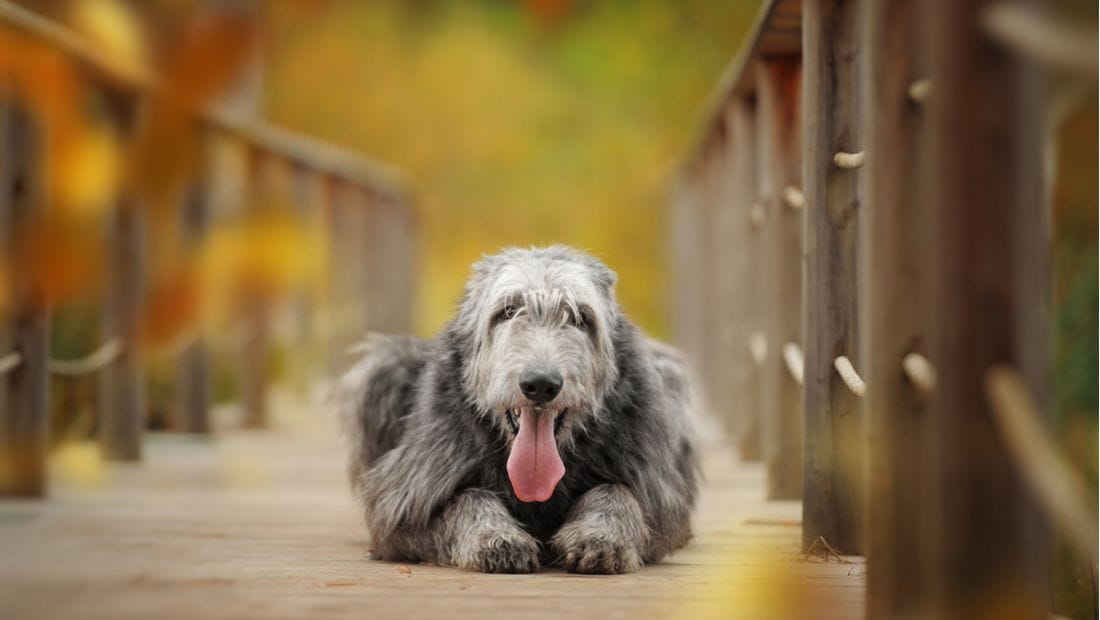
[922,0,1049,617]
[859,0,935,615]
[724,96,763,460]
[0,410,866,619]
[755,58,804,500]
[800,0,864,555]
[0,102,49,495]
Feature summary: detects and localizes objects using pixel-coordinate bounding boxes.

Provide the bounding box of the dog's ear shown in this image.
[590,262,617,290]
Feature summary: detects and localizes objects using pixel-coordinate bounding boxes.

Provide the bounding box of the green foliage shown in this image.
[263,0,760,336]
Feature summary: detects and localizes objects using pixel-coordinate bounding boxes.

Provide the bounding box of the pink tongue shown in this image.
[506,408,565,503]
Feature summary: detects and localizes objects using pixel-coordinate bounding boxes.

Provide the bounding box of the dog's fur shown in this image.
[334,246,698,574]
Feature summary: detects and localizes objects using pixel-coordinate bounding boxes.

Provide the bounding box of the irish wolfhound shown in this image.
[334,246,698,574]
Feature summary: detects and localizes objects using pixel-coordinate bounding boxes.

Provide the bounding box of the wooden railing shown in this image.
[0,3,414,495]
[670,0,1096,617]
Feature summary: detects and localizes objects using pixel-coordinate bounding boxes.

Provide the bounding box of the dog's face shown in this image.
[454,247,619,503]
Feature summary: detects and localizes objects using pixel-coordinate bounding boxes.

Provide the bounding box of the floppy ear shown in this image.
[580,254,616,290]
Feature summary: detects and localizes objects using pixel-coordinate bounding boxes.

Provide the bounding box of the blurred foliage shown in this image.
[1049,96,1098,620]
[263,0,761,337]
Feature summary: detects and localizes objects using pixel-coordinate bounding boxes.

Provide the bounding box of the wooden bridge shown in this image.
[0,1,1095,619]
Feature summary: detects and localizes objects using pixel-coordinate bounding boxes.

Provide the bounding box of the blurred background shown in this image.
[263,0,760,335]
[0,1,771,446]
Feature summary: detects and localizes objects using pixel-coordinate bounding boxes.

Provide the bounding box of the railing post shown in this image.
[363,191,413,335]
[923,0,1049,616]
[700,138,734,432]
[726,96,762,460]
[325,177,368,370]
[0,101,49,495]
[174,136,212,434]
[860,0,935,615]
[669,171,706,387]
[756,57,804,500]
[239,145,271,429]
[801,0,864,555]
[100,92,145,460]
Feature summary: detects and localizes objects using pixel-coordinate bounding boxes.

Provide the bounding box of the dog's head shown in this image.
[451,246,620,503]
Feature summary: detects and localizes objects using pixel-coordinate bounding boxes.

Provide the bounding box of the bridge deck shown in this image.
[0,396,864,619]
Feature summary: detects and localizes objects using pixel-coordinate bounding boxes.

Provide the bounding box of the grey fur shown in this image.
[335,245,699,574]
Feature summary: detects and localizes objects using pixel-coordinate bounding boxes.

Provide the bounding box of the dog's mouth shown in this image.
[505,406,566,504]
[506,408,567,436]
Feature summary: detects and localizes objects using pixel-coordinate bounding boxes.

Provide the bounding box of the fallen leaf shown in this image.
[396,565,412,576]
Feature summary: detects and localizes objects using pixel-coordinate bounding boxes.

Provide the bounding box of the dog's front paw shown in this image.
[554,532,643,574]
[458,530,541,574]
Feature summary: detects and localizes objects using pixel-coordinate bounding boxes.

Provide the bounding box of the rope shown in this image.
[902,352,937,395]
[985,365,1099,568]
[908,79,932,103]
[782,186,805,210]
[0,351,22,375]
[147,329,201,363]
[833,151,865,169]
[747,331,767,367]
[782,342,804,385]
[833,355,866,396]
[48,339,123,376]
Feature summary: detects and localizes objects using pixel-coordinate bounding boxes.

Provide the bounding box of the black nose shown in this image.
[519,370,563,404]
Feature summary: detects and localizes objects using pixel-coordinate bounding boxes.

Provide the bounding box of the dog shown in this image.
[334,245,698,574]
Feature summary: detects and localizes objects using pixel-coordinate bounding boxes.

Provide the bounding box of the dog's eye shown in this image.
[495,305,518,324]
[566,307,589,330]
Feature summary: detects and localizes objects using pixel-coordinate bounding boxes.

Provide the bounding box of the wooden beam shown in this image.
[755,57,804,500]
[800,0,864,555]
[923,0,1049,616]
[860,0,935,614]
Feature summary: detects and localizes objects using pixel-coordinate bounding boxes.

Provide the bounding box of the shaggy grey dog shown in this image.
[334,246,698,574]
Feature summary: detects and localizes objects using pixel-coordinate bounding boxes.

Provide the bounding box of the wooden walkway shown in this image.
[0,392,864,619]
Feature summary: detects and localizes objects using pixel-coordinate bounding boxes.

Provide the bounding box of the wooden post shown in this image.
[175,177,210,434]
[379,196,415,334]
[669,171,706,383]
[861,0,935,614]
[364,191,413,335]
[923,0,1049,616]
[100,200,146,459]
[700,137,735,432]
[97,87,145,459]
[325,178,369,372]
[239,146,271,429]
[800,0,864,554]
[726,96,762,460]
[0,102,49,495]
[756,57,804,500]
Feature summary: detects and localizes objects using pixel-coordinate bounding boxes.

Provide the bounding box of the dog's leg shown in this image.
[437,488,541,573]
[551,483,647,574]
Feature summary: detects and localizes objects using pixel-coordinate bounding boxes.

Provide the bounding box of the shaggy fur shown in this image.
[334,246,699,574]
